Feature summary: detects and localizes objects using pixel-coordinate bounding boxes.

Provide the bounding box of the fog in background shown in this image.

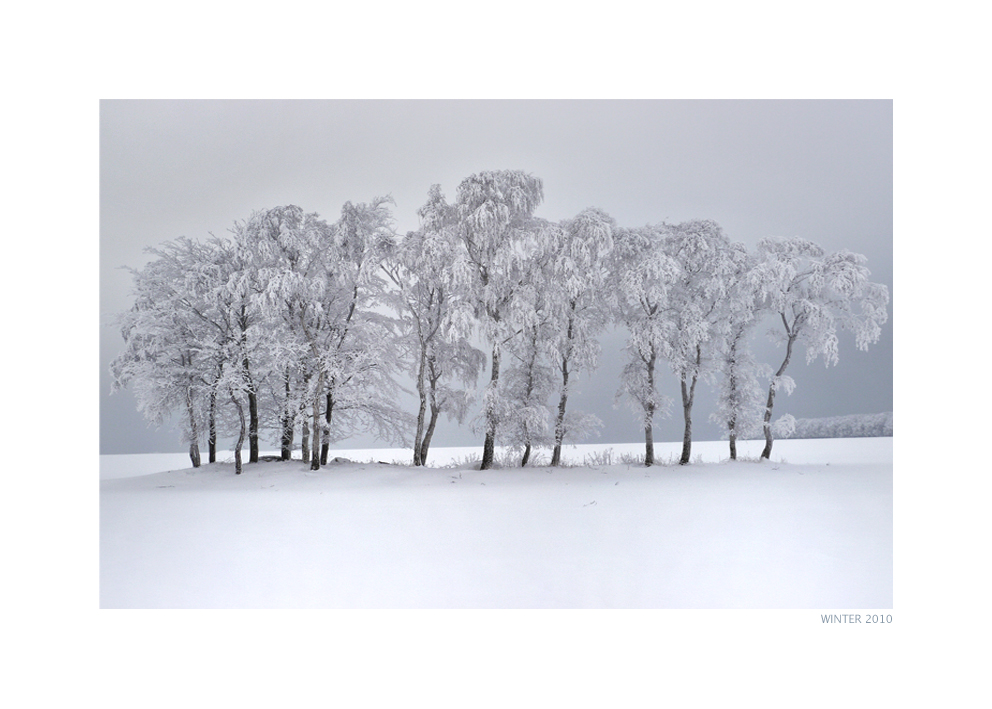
[100,100,892,455]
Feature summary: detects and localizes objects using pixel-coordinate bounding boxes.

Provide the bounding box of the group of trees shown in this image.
[112,170,889,471]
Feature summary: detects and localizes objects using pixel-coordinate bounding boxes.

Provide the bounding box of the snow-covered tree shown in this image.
[612,225,680,466]
[710,317,769,460]
[543,209,615,466]
[496,233,561,466]
[450,170,545,470]
[382,185,485,466]
[112,242,209,467]
[708,244,770,460]
[244,200,410,471]
[112,237,249,468]
[234,205,328,462]
[751,237,889,459]
[660,220,748,465]
[176,223,276,467]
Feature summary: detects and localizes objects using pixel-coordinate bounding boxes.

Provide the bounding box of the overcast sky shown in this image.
[100,99,892,455]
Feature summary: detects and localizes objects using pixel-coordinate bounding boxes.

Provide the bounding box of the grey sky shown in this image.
[100,99,892,455]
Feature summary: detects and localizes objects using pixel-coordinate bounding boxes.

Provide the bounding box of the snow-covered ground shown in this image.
[100,438,892,608]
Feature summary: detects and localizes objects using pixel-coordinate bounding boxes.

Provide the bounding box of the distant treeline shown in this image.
[774,412,893,439]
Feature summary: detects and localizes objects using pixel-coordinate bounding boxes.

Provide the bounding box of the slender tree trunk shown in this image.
[281,368,293,460]
[551,312,575,467]
[728,419,738,461]
[248,388,259,464]
[727,358,738,461]
[644,419,654,467]
[413,347,428,466]
[679,347,701,465]
[551,358,570,467]
[320,392,333,465]
[481,345,501,470]
[643,349,657,466]
[185,388,201,468]
[301,419,310,463]
[238,309,259,464]
[519,331,539,468]
[420,401,440,466]
[299,371,311,462]
[679,377,694,465]
[761,334,797,460]
[231,392,245,475]
[310,373,324,471]
[208,388,217,463]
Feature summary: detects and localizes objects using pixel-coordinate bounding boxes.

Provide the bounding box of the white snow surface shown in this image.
[100,438,892,609]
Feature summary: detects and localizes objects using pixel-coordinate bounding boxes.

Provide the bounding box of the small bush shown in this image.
[583,448,616,467]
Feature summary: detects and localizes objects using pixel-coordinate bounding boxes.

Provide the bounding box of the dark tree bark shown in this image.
[551,310,575,467]
[185,387,201,468]
[208,388,217,463]
[643,349,657,466]
[310,373,324,471]
[280,368,293,461]
[420,399,440,466]
[551,359,570,467]
[518,329,540,468]
[644,420,655,467]
[481,345,501,470]
[238,307,259,465]
[231,392,246,475]
[301,419,310,464]
[761,332,797,460]
[678,346,701,466]
[320,391,333,465]
[248,388,259,463]
[727,364,738,461]
[299,371,311,462]
[412,348,428,466]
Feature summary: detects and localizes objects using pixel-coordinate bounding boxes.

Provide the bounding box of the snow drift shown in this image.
[100,438,892,609]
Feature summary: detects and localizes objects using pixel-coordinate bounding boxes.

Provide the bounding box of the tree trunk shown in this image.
[521,443,532,467]
[679,387,692,465]
[643,348,657,466]
[310,374,323,471]
[519,331,539,469]
[238,310,259,465]
[301,419,310,464]
[281,368,293,461]
[551,358,570,467]
[420,401,440,466]
[185,388,201,468]
[761,334,797,460]
[679,377,697,465]
[726,344,738,461]
[729,420,738,461]
[231,392,245,475]
[208,388,217,463]
[679,348,701,465]
[320,392,333,465]
[248,389,259,464]
[551,312,575,467]
[481,345,501,470]
[644,419,654,467]
[412,347,428,466]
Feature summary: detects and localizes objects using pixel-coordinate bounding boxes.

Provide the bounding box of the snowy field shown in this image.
[100,438,892,609]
